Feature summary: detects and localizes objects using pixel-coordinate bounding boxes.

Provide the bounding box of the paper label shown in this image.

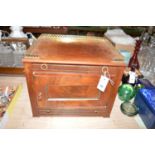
[128,71,136,84]
[97,75,109,92]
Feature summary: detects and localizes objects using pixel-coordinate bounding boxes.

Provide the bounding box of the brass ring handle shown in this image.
[46,110,51,113]
[102,66,108,74]
[40,64,48,70]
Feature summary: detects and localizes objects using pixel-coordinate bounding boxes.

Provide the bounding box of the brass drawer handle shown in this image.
[45,110,51,114]
[94,110,98,113]
[41,64,48,70]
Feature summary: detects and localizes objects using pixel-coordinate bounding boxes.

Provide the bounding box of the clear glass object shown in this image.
[13,42,26,67]
[138,34,155,85]
[0,42,26,67]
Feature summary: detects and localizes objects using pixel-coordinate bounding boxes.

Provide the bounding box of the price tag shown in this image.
[97,75,109,92]
[128,71,136,84]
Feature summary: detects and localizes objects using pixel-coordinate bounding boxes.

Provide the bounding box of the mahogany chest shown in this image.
[23,34,125,117]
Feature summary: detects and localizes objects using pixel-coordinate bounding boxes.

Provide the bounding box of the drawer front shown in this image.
[38,107,107,116]
[31,63,117,76]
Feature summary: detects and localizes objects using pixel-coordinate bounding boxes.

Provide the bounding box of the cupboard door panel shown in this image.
[47,85,99,98]
[32,70,117,110]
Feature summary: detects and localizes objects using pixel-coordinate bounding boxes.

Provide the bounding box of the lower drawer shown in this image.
[38,107,108,117]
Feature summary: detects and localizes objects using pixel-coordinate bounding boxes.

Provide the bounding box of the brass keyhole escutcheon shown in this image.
[38,92,42,100]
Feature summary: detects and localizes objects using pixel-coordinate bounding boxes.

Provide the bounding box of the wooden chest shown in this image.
[23,34,125,117]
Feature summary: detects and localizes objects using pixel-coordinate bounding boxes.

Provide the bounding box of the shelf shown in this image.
[1,37,28,43]
[0,37,29,48]
[23,26,68,34]
[0,67,24,75]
